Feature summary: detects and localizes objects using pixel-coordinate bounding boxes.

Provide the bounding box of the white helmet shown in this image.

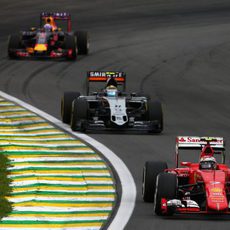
[199,156,217,170]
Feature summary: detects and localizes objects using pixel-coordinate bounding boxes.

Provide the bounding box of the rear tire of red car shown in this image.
[8,34,22,59]
[142,161,168,202]
[70,98,88,132]
[65,35,77,60]
[75,31,89,55]
[154,173,177,216]
[147,100,163,133]
[61,92,80,124]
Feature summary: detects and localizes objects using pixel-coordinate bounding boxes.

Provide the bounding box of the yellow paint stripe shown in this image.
[0,106,23,109]
[7,194,115,199]
[0,130,61,134]
[12,177,112,182]
[12,186,114,192]
[0,111,35,115]
[2,140,83,144]
[11,162,105,167]
[7,117,43,121]
[9,213,109,218]
[13,202,113,208]
[5,146,91,149]
[10,169,110,174]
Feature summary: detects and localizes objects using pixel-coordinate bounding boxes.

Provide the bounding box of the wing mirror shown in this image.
[181,162,192,167]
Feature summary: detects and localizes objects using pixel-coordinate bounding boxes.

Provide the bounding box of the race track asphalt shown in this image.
[1,0,230,229]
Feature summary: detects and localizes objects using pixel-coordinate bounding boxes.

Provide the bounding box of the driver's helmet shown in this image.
[106,85,118,97]
[44,17,57,31]
[199,156,217,170]
[44,23,52,32]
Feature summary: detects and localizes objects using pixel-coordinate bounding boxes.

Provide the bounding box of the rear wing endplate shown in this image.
[87,71,126,95]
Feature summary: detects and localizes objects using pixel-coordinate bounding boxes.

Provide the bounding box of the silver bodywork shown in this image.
[104,96,128,126]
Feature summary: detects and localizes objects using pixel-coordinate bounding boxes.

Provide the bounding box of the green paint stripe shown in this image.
[0,128,58,133]
[0,124,51,129]
[10,191,115,196]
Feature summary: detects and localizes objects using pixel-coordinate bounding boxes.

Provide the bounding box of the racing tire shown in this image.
[61,92,81,124]
[65,35,77,60]
[142,161,168,202]
[75,31,89,55]
[147,100,163,133]
[154,173,177,216]
[8,34,22,59]
[70,98,88,132]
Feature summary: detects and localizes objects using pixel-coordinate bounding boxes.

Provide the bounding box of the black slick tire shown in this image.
[142,161,168,202]
[8,34,22,59]
[147,100,163,133]
[70,98,88,131]
[154,173,177,216]
[75,31,89,55]
[65,35,77,60]
[61,92,80,124]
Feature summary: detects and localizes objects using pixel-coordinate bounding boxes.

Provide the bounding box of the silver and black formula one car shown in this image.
[8,12,89,60]
[61,71,163,133]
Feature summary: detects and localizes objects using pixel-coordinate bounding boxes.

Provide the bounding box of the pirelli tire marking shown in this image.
[0,98,116,229]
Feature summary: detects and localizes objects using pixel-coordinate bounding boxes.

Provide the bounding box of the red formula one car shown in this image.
[8,12,89,60]
[142,136,230,216]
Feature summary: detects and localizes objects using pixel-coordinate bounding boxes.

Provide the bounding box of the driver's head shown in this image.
[106,85,118,97]
[44,23,52,32]
[199,156,217,170]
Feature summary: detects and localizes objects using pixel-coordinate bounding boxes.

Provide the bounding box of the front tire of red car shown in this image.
[142,161,168,202]
[154,173,177,216]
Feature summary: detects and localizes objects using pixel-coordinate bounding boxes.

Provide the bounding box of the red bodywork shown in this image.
[162,136,230,214]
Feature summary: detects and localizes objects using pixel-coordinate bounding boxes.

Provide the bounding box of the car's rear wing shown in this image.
[176,136,225,149]
[40,12,72,31]
[175,136,225,167]
[86,71,126,95]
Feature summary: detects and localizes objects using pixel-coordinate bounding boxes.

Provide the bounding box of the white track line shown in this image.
[0,91,136,230]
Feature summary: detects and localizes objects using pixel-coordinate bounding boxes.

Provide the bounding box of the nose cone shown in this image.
[201,170,228,212]
[34,44,47,52]
[207,185,228,211]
